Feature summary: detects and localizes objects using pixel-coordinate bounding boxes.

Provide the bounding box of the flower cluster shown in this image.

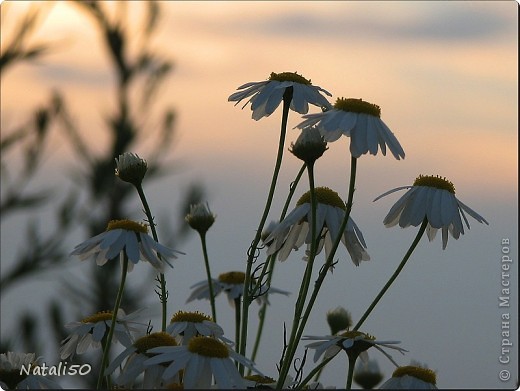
[15,70,489,390]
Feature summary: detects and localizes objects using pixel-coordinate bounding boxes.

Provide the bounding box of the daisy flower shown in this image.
[374,175,489,249]
[186,271,289,307]
[228,71,332,120]
[380,365,437,389]
[166,311,225,345]
[105,332,180,388]
[0,352,62,389]
[264,187,370,265]
[296,97,405,160]
[186,202,216,234]
[60,309,146,360]
[70,219,184,272]
[144,336,263,389]
[303,331,407,366]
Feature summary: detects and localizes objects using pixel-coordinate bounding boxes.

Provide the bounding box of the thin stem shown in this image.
[346,355,357,390]
[234,297,242,355]
[277,162,317,388]
[239,88,293,371]
[249,164,305,372]
[353,218,428,331]
[136,184,168,332]
[199,232,217,322]
[291,156,358,389]
[97,253,128,389]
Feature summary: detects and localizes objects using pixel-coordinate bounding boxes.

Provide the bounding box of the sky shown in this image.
[1,1,518,389]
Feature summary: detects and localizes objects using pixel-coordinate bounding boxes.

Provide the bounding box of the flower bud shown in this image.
[186,203,216,234]
[326,306,352,335]
[289,127,327,164]
[115,152,148,186]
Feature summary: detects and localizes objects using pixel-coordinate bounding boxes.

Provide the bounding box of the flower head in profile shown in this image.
[228,71,332,120]
[264,187,370,266]
[105,332,180,388]
[303,330,407,366]
[380,365,437,389]
[166,311,225,345]
[326,306,353,335]
[186,202,216,234]
[187,271,289,307]
[0,352,62,389]
[60,309,146,360]
[297,97,405,160]
[144,336,263,389]
[374,175,489,249]
[70,219,184,272]
[115,152,148,186]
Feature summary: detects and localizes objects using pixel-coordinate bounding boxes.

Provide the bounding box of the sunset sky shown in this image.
[1,1,518,389]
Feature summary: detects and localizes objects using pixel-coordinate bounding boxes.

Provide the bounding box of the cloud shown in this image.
[235,2,514,44]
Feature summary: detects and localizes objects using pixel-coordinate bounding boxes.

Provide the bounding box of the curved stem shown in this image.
[97,253,128,389]
[249,164,305,372]
[199,232,217,322]
[238,88,293,372]
[353,218,428,331]
[135,184,168,332]
[277,162,317,387]
[297,355,334,389]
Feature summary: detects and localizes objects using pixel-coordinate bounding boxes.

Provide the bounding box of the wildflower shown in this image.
[105,332,179,388]
[0,352,62,389]
[303,331,406,366]
[264,187,370,265]
[380,365,437,389]
[144,336,263,388]
[374,175,488,249]
[297,97,405,160]
[115,152,148,186]
[166,311,225,345]
[228,71,332,120]
[290,127,328,164]
[70,219,184,272]
[186,203,216,234]
[187,271,289,307]
[60,309,146,360]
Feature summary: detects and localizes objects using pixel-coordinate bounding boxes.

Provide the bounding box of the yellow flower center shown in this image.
[134,332,177,353]
[80,311,113,323]
[413,175,456,194]
[244,375,276,384]
[296,187,345,210]
[392,366,436,385]
[333,98,381,118]
[269,71,312,85]
[218,271,246,284]
[106,219,148,233]
[187,336,229,358]
[339,330,376,340]
[170,311,212,323]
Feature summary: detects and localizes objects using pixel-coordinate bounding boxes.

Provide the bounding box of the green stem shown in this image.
[248,164,305,372]
[277,162,318,388]
[199,232,217,322]
[97,253,128,389]
[353,218,428,331]
[234,297,242,355]
[346,355,357,390]
[292,156,358,389]
[238,88,293,372]
[136,184,168,332]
